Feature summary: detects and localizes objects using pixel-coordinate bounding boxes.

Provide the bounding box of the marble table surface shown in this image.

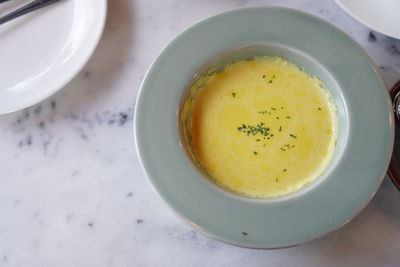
[1,0,400,266]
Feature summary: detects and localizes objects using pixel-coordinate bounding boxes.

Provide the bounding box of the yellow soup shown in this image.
[185,56,337,198]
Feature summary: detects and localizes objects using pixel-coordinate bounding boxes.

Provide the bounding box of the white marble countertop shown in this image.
[1,0,400,266]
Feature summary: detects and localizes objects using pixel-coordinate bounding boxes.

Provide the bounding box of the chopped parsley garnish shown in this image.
[276,117,279,120]
[290,134,297,138]
[286,116,291,119]
[283,169,287,172]
[269,80,273,83]
[259,109,279,115]
[253,151,258,155]
[237,122,271,137]
[256,139,260,142]
[262,75,266,78]
[279,126,282,132]
[232,92,236,97]
[242,232,248,236]
[275,178,278,182]
[280,143,295,151]
[318,107,322,111]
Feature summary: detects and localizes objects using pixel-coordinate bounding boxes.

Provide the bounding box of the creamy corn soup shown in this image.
[183,56,337,198]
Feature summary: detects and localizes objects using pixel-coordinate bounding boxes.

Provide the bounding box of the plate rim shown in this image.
[335,0,400,40]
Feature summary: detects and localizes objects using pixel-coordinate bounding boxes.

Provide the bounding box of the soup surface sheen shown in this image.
[188,56,337,198]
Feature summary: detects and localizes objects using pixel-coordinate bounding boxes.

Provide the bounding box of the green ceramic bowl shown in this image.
[134,7,394,248]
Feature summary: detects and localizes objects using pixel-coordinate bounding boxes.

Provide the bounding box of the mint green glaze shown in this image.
[134,7,394,248]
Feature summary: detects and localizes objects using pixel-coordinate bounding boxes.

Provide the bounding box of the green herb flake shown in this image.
[269,80,273,84]
[276,117,279,120]
[280,107,284,109]
[275,178,278,182]
[232,92,236,97]
[290,134,297,138]
[273,75,276,79]
[283,169,287,172]
[286,116,291,119]
[237,122,271,137]
[318,107,322,111]
[279,126,282,132]
[253,151,258,155]
[262,75,266,78]
[271,107,276,110]
[242,232,248,236]
[256,139,260,142]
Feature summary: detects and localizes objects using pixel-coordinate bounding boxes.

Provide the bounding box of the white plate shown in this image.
[0,0,107,114]
[336,0,400,39]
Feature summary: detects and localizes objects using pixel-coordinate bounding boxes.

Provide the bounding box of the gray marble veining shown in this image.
[0,0,400,266]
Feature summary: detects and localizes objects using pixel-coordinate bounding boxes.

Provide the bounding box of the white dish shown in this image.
[336,0,400,39]
[0,0,107,114]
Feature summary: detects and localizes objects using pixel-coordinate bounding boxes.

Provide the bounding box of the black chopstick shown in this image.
[0,0,13,4]
[0,0,65,25]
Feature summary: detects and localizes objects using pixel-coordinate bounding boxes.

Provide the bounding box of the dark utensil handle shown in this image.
[0,0,13,4]
[0,0,64,25]
[388,80,400,191]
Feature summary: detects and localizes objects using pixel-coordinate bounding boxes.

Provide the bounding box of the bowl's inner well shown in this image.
[179,44,349,201]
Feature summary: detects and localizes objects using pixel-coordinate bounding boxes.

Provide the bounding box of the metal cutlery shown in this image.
[0,0,65,26]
